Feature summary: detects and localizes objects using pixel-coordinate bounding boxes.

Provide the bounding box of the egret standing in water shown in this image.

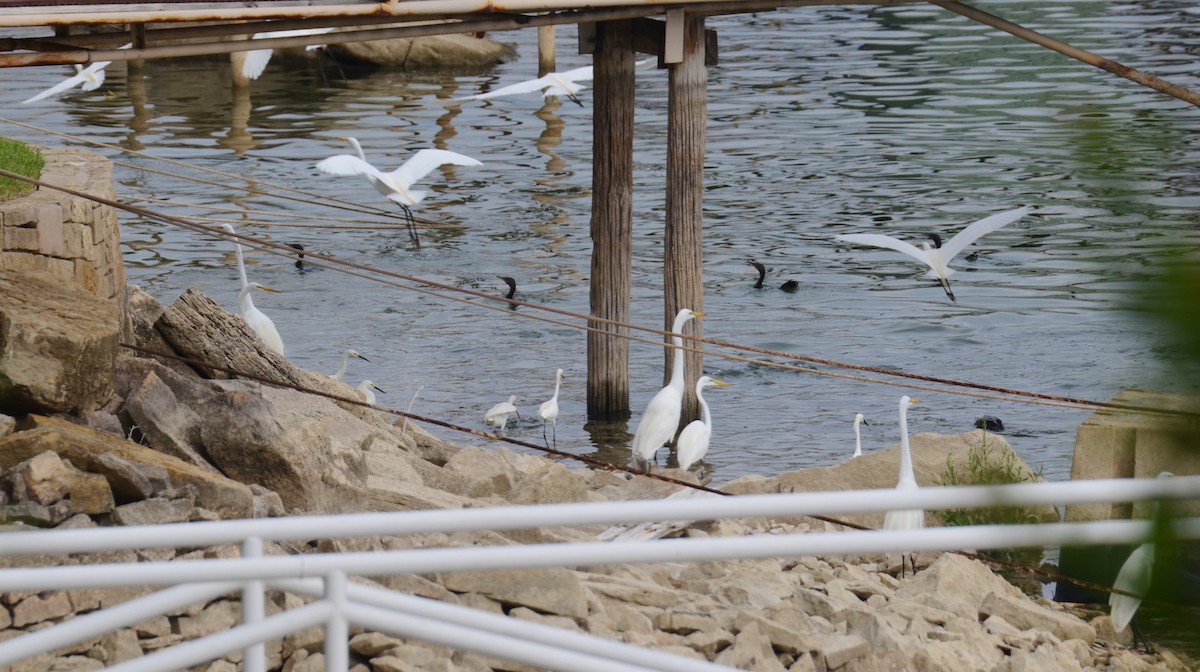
[538,368,564,448]
[484,395,520,431]
[675,376,730,471]
[220,225,285,356]
[852,412,869,458]
[630,308,703,471]
[883,396,922,576]
[316,137,483,247]
[1109,471,1174,649]
[331,349,369,382]
[356,380,385,406]
[835,205,1033,302]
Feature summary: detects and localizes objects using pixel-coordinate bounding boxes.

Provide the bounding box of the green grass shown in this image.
[0,138,44,202]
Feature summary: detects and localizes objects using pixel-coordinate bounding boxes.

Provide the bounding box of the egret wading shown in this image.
[220,224,285,356]
[883,395,922,576]
[836,205,1033,302]
[484,395,520,431]
[675,376,730,471]
[331,349,369,383]
[538,368,564,448]
[852,413,869,458]
[630,308,703,471]
[316,137,483,248]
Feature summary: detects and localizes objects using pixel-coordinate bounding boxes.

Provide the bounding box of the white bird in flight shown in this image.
[484,395,520,431]
[22,44,132,104]
[457,65,595,106]
[630,308,703,471]
[316,137,482,246]
[675,376,730,471]
[242,27,336,80]
[836,205,1034,302]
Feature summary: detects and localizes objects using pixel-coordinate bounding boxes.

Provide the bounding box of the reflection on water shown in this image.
[2,3,1199,487]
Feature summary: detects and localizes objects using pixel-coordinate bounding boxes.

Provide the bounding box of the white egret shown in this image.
[883,396,922,576]
[22,44,133,104]
[316,137,483,246]
[852,412,869,458]
[242,27,336,80]
[484,395,520,431]
[630,308,704,471]
[331,349,369,382]
[220,224,285,357]
[1109,471,1174,642]
[835,205,1033,302]
[538,368,564,448]
[456,65,595,106]
[356,380,385,406]
[675,376,730,471]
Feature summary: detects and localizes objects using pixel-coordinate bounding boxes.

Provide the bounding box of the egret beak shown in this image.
[257,284,281,293]
[909,399,921,405]
[356,353,370,362]
[862,418,870,426]
[711,379,731,387]
[373,384,386,395]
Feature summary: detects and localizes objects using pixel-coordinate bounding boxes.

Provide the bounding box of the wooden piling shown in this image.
[537,24,556,76]
[586,20,636,421]
[663,13,707,421]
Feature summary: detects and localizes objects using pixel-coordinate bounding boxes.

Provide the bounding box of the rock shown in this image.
[714,621,787,672]
[112,497,193,526]
[441,446,521,498]
[328,34,516,70]
[507,462,591,505]
[66,471,115,515]
[121,367,217,469]
[8,451,73,504]
[438,567,588,619]
[979,592,1096,644]
[13,591,73,627]
[817,633,870,670]
[734,611,819,655]
[123,285,196,379]
[93,452,171,502]
[0,414,14,437]
[49,656,103,671]
[176,600,239,639]
[0,268,120,415]
[369,475,470,511]
[993,642,1086,672]
[96,629,141,664]
[349,632,404,658]
[0,415,254,518]
[895,553,1025,615]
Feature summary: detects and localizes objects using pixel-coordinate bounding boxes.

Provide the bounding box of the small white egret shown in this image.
[852,412,869,458]
[221,224,285,357]
[883,396,922,576]
[836,205,1033,302]
[630,308,704,471]
[1109,471,1174,642]
[675,376,730,471]
[457,65,595,106]
[356,380,385,406]
[21,44,132,104]
[242,27,336,80]
[538,368,564,448]
[331,349,369,382]
[484,395,520,430]
[316,137,483,246]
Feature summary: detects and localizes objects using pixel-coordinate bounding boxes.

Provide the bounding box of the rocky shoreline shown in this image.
[0,269,1195,671]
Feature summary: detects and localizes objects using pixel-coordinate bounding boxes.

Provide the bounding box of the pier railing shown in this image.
[1,476,1198,672]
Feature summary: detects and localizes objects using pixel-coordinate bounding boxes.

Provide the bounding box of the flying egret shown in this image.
[748,260,799,292]
[852,412,869,458]
[456,65,595,106]
[356,380,385,406]
[241,27,336,80]
[835,205,1034,302]
[675,376,730,471]
[220,224,285,356]
[1109,471,1174,647]
[484,395,520,430]
[331,349,369,382]
[630,308,704,471]
[22,44,133,104]
[316,137,483,247]
[538,368,564,448]
[883,395,922,576]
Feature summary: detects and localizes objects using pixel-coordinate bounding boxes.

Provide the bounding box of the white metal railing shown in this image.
[0,476,1196,672]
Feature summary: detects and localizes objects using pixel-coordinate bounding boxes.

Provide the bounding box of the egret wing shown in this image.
[388,149,482,190]
[316,154,385,179]
[22,72,91,103]
[836,233,927,263]
[631,389,684,461]
[558,65,594,82]
[938,205,1031,261]
[460,74,555,101]
[79,64,109,91]
[675,420,710,469]
[1109,543,1153,632]
[242,48,274,80]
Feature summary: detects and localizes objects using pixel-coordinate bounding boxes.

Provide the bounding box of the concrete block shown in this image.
[65,221,89,257]
[70,197,91,224]
[0,251,49,274]
[74,259,100,294]
[3,225,39,251]
[36,207,65,257]
[2,202,37,228]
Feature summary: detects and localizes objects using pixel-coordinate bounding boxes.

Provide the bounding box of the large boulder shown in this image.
[328,34,517,70]
[0,268,120,415]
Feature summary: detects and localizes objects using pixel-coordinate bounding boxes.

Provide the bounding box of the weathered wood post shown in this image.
[538,24,556,76]
[663,11,708,422]
[586,21,636,420]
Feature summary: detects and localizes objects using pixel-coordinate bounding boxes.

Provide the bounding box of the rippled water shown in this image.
[4,2,1199,485]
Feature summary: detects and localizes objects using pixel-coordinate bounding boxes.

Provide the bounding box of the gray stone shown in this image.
[13,591,73,627]
[979,592,1096,644]
[122,368,216,469]
[439,567,588,619]
[93,451,171,502]
[8,451,73,504]
[349,632,404,658]
[176,600,239,639]
[0,268,120,415]
[96,629,141,664]
[328,34,516,69]
[895,552,1025,615]
[67,471,114,515]
[714,621,787,672]
[0,414,15,437]
[112,497,193,526]
[507,461,591,505]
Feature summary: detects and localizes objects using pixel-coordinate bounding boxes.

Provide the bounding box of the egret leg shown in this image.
[550,420,557,449]
[542,421,549,449]
[567,93,584,108]
[938,277,957,303]
[1130,618,1154,653]
[323,49,348,82]
[397,203,421,249]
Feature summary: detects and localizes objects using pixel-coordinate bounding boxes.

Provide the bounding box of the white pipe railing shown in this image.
[0,476,1195,672]
[2,476,1196,556]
